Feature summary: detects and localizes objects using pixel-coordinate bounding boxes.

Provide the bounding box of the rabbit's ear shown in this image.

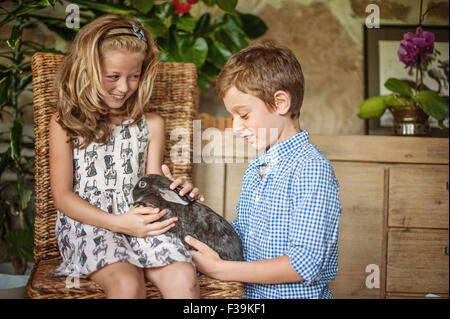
[159,188,190,206]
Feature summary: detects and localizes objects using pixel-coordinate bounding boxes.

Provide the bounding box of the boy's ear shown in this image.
[273,90,291,116]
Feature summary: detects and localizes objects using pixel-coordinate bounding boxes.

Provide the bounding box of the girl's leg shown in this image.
[89,262,147,299]
[145,262,200,299]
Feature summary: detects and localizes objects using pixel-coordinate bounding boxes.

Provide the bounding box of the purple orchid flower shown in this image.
[397,26,435,67]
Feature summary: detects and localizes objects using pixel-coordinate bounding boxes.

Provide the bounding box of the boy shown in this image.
[185,42,341,299]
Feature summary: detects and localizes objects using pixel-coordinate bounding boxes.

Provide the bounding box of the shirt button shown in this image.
[255,196,259,202]
[248,231,254,236]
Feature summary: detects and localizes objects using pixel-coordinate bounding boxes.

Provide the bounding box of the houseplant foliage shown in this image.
[0,0,67,274]
[0,0,266,274]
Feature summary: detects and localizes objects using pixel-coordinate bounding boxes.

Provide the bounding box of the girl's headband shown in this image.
[100,25,147,42]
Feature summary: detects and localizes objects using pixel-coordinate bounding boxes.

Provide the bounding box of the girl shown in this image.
[50,14,203,299]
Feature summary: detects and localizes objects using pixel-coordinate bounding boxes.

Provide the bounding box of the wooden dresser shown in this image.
[192,133,449,298]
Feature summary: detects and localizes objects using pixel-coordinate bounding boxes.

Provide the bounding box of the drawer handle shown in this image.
[446,247,449,256]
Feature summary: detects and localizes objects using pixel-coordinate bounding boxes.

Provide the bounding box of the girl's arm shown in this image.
[144,112,166,175]
[49,115,176,237]
[185,235,304,284]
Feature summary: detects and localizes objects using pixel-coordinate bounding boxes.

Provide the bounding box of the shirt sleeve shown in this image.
[287,157,341,286]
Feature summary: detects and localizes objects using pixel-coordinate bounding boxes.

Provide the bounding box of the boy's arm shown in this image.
[186,157,340,285]
[186,235,303,283]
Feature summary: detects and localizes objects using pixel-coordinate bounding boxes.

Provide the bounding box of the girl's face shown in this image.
[223,86,284,151]
[100,49,145,110]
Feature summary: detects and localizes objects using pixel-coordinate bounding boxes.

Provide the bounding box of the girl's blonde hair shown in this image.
[56,14,159,148]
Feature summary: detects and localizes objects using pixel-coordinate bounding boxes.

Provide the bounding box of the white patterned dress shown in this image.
[53,116,193,278]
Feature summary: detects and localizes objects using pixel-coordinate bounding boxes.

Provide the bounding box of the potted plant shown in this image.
[358,25,449,136]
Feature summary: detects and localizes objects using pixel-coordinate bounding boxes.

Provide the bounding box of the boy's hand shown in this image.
[162,164,205,202]
[184,235,223,278]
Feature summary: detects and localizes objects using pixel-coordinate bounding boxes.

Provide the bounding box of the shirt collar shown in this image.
[255,130,309,175]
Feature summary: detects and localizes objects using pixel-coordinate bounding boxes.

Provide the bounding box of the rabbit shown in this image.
[132,174,244,262]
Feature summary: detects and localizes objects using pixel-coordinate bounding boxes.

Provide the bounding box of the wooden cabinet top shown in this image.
[207,133,449,165]
[310,135,449,165]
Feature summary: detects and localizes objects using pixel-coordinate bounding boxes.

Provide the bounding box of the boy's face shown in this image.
[223,86,284,151]
[100,49,145,110]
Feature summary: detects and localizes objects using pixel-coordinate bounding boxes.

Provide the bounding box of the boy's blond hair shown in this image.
[216,41,305,119]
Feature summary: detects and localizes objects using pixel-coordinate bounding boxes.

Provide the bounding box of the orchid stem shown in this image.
[415,61,419,95]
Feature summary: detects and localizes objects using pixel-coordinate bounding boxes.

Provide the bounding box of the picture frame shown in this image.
[363,25,449,137]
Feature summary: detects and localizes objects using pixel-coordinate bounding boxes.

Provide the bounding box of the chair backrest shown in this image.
[31,52,198,262]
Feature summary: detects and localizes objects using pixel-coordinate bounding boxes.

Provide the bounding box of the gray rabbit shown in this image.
[132,174,244,262]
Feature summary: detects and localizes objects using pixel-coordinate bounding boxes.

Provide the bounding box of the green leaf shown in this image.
[5,229,34,259]
[414,91,449,121]
[197,72,210,92]
[130,0,154,14]
[191,37,208,68]
[0,149,11,180]
[10,120,23,164]
[218,14,248,52]
[170,27,191,62]
[384,78,413,97]
[135,14,169,38]
[383,94,415,107]
[174,14,197,33]
[30,14,77,40]
[358,95,387,119]
[10,3,50,19]
[7,25,21,49]
[200,61,220,80]
[206,38,232,69]
[17,175,32,211]
[0,77,11,108]
[18,72,33,91]
[238,13,267,39]
[216,0,237,12]
[150,2,174,21]
[70,0,136,15]
[194,13,211,38]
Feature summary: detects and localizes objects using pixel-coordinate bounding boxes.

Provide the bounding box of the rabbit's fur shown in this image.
[132,174,244,261]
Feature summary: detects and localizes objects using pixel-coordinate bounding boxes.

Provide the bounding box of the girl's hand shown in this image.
[184,235,224,279]
[161,164,205,202]
[116,206,177,238]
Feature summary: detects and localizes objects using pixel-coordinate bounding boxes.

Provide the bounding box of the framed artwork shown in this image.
[364,25,449,137]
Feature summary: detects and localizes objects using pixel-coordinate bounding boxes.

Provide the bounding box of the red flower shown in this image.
[172,0,192,14]
[187,0,199,4]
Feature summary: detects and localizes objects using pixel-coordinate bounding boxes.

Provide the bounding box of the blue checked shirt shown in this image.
[231,130,341,299]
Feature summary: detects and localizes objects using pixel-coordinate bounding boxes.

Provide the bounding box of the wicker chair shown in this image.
[27,52,244,299]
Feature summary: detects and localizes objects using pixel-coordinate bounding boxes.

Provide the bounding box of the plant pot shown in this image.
[389,105,431,136]
[0,262,33,299]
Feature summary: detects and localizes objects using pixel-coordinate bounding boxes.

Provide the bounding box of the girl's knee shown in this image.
[147,262,199,298]
[170,262,199,293]
[109,274,146,298]
[93,265,146,299]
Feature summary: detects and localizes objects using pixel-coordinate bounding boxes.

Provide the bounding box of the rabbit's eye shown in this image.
[138,181,147,188]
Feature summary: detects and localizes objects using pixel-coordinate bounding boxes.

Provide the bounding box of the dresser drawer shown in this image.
[387,229,449,294]
[389,166,449,228]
